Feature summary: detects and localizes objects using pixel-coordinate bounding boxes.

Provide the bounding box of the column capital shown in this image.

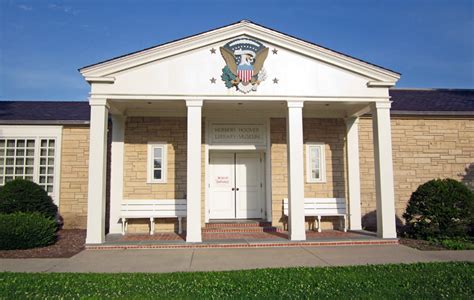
[371,101,392,110]
[89,97,109,108]
[186,99,203,107]
[287,101,304,108]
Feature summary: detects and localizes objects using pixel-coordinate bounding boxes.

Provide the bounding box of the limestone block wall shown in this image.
[270,118,347,229]
[359,116,474,229]
[59,126,90,229]
[123,117,205,233]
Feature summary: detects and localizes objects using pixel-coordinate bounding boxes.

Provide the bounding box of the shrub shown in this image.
[403,178,474,239]
[0,212,57,250]
[0,179,57,220]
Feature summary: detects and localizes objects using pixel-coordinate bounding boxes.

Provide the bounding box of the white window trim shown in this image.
[147,142,167,184]
[0,126,62,205]
[306,143,326,183]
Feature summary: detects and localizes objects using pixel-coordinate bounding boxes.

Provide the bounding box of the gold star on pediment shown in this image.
[273,78,279,84]
[210,77,217,84]
[272,48,278,55]
[210,48,216,54]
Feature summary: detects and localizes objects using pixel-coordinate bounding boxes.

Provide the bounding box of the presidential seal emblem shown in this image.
[220,38,269,94]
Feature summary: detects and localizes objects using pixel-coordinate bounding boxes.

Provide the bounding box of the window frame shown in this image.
[0,126,62,205]
[306,143,326,183]
[147,142,167,184]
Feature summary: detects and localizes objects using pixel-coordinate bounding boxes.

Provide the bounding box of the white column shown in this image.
[345,117,362,230]
[372,102,397,238]
[86,99,109,244]
[186,100,203,243]
[109,115,125,234]
[286,101,306,241]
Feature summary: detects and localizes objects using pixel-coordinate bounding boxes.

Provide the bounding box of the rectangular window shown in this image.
[306,143,326,183]
[147,143,167,183]
[0,137,57,193]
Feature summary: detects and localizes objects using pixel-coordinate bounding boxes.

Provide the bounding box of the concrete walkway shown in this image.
[1,245,473,273]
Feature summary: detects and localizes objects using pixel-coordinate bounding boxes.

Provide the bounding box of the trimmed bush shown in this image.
[0,179,57,220]
[0,212,57,250]
[403,178,474,239]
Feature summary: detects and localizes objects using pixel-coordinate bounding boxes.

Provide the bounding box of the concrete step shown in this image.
[202,226,283,233]
[205,221,272,228]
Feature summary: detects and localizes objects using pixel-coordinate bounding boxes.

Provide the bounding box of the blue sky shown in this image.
[0,0,472,100]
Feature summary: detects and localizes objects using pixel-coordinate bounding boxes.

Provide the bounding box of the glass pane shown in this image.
[5,167,13,174]
[5,158,14,165]
[154,159,162,169]
[40,149,47,156]
[26,149,35,156]
[47,167,54,175]
[6,149,14,156]
[5,176,13,183]
[0,159,3,166]
[15,158,24,165]
[39,176,46,183]
[41,140,48,147]
[49,140,55,147]
[312,169,320,180]
[0,140,4,147]
[15,167,24,175]
[26,158,34,166]
[0,149,4,156]
[154,147,162,159]
[16,149,25,156]
[7,140,15,147]
[0,167,3,174]
[40,167,46,174]
[48,149,55,156]
[27,140,35,147]
[153,170,162,180]
[25,167,34,175]
[47,176,54,184]
[40,158,47,165]
[17,140,25,147]
[25,176,33,181]
[47,185,53,193]
[48,158,54,165]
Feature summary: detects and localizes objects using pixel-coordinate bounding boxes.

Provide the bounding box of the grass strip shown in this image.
[0,262,472,299]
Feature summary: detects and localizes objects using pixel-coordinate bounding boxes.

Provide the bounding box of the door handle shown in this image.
[232,187,235,191]
[231,188,240,191]
[236,188,240,191]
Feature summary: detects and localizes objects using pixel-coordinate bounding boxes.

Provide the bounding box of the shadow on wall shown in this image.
[461,163,474,191]
[361,210,404,233]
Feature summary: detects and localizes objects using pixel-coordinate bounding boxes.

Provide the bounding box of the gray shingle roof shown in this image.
[0,89,473,124]
[0,101,90,124]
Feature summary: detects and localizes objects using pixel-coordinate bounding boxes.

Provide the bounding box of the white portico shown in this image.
[80,20,400,244]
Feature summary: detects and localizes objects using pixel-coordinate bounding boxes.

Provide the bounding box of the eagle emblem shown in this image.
[220,38,269,94]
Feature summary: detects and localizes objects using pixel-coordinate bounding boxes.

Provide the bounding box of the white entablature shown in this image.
[79,20,400,101]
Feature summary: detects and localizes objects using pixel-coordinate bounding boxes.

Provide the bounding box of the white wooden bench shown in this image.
[283,198,347,232]
[120,199,186,235]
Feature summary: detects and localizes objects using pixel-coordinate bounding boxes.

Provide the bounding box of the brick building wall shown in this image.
[59,126,90,229]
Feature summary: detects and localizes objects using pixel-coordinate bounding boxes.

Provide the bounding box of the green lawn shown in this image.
[0,262,472,299]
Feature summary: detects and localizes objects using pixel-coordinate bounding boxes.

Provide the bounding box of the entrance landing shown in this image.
[89,222,398,250]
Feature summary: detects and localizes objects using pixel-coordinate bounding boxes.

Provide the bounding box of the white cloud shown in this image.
[48,3,80,15]
[18,4,33,11]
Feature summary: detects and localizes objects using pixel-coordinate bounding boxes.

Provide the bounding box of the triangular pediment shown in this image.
[80,20,399,98]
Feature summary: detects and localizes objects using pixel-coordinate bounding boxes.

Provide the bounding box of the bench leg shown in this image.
[121,218,126,235]
[178,217,182,235]
[150,217,155,235]
[317,216,322,233]
[343,215,347,232]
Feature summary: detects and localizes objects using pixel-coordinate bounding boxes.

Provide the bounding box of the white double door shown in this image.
[209,152,264,219]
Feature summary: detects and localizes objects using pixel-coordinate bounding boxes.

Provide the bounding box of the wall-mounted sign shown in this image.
[210,123,266,145]
[220,38,269,94]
